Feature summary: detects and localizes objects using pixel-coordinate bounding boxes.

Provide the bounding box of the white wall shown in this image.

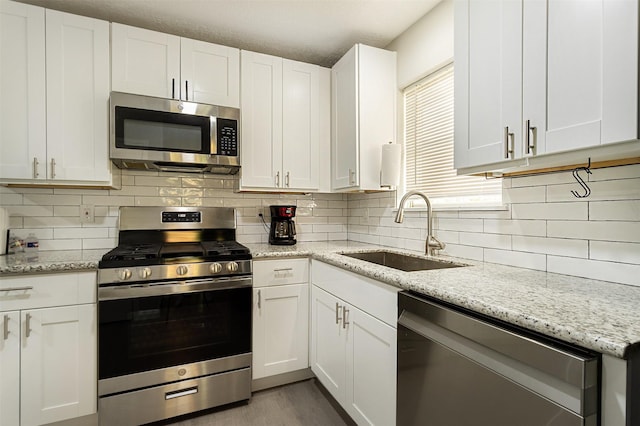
[348,1,640,287]
[385,0,453,89]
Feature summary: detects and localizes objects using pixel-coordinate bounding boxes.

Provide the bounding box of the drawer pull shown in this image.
[257,289,261,309]
[165,386,198,400]
[2,286,34,292]
[3,315,9,340]
[273,268,293,273]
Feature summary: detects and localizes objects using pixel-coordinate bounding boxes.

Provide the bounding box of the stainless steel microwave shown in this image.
[110,92,240,174]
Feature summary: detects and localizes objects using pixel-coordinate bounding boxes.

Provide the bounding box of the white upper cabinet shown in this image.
[240,50,327,192]
[0,1,112,185]
[455,0,639,173]
[45,9,110,182]
[111,23,240,107]
[0,0,46,181]
[331,44,397,192]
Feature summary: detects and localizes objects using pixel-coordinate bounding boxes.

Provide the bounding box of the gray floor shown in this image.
[155,379,354,426]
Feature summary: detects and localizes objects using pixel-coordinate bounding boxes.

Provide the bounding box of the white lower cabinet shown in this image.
[0,272,97,426]
[252,259,309,380]
[311,260,398,426]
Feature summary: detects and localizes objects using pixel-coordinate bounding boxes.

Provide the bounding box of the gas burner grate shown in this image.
[102,244,162,262]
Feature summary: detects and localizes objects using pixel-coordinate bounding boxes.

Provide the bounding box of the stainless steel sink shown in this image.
[340,251,467,272]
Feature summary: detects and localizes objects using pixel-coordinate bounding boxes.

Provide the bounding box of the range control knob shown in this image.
[176,265,189,276]
[226,261,239,273]
[139,267,152,279]
[209,263,222,274]
[119,269,132,281]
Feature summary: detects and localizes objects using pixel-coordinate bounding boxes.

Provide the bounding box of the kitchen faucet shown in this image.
[394,190,445,256]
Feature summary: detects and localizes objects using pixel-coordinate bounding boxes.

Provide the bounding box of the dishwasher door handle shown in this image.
[398,310,594,417]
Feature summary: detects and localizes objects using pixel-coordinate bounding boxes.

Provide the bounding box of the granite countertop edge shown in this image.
[2,242,638,359]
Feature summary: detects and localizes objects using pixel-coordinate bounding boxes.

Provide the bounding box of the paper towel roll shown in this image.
[380,143,401,187]
[0,207,8,255]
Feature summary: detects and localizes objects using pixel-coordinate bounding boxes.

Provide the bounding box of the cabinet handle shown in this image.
[342,306,349,329]
[25,313,32,339]
[285,171,290,187]
[525,119,536,155]
[335,302,342,325]
[50,158,56,178]
[3,315,9,340]
[348,168,356,185]
[275,171,280,187]
[503,127,514,159]
[2,286,34,292]
[273,267,293,273]
[185,80,189,101]
[172,78,176,99]
[257,289,261,309]
[33,157,39,178]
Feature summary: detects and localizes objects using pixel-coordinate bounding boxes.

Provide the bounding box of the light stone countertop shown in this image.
[2,241,640,359]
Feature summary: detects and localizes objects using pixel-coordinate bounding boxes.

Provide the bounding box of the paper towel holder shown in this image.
[380,141,401,189]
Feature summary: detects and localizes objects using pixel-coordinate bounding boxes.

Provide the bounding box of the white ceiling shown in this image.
[16,0,440,68]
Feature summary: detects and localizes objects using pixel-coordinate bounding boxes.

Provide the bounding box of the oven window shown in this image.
[115,107,210,153]
[99,287,251,380]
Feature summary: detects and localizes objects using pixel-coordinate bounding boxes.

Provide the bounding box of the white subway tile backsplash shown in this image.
[547,178,640,202]
[484,249,547,271]
[590,200,640,221]
[442,244,484,261]
[1,164,638,286]
[512,235,588,258]
[82,238,117,250]
[438,218,484,232]
[511,202,587,220]
[503,185,546,204]
[548,220,640,243]
[548,256,639,287]
[459,232,511,250]
[54,227,109,239]
[590,241,640,265]
[483,219,546,237]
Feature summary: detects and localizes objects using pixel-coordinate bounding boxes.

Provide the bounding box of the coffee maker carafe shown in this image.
[269,205,296,245]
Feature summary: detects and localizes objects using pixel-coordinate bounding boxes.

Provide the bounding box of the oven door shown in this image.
[98,277,251,396]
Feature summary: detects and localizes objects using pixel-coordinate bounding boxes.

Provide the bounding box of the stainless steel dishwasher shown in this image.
[397,291,600,426]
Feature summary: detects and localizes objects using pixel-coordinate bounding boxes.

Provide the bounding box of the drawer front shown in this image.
[253,258,309,288]
[311,260,399,327]
[0,271,96,312]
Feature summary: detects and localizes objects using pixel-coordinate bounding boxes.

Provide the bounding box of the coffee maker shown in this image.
[269,205,297,245]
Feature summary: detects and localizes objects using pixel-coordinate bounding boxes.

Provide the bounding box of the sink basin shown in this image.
[340,251,466,272]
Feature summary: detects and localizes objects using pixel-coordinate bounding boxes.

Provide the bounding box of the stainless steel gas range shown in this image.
[97,207,252,426]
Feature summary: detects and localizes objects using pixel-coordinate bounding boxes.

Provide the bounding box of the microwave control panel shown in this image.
[216,118,238,156]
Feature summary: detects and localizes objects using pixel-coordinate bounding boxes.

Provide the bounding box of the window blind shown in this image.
[404,64,501,205]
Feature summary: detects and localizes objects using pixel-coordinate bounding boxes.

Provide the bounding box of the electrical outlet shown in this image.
[80,205,94,223]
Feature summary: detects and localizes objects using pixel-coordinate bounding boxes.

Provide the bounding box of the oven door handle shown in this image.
[98,277,252,300]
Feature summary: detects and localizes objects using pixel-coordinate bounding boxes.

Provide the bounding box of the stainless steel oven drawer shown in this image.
[98,367,251,426]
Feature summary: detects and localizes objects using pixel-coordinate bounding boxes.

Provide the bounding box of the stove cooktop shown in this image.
[99,240,251,269]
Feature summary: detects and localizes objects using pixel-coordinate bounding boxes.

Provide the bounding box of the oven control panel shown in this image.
[162,211,201,223]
